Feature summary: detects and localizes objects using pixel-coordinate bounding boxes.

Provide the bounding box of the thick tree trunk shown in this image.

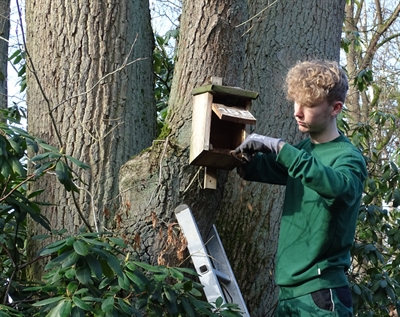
[344,2,362,124]
[25,0,155,277]
[118,0,248,265]
[217,1,346,316]
[0,0,10,110]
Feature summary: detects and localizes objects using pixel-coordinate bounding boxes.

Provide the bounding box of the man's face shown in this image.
[293,99,334,135]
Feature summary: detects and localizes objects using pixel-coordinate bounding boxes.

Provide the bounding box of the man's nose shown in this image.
[294,104,303,118]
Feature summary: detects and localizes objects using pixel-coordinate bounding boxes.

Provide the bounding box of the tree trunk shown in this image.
[118,0,248,266]
[217,1,346,316]
[344,1,400,126]
[25,0,155,278]
[0,0,10,110]
[344,2,362,123]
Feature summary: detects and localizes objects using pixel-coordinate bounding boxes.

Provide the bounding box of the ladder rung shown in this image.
[215,270,231,284]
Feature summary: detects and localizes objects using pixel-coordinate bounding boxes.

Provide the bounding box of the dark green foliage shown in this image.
[8,49,26,93]
[339,95,400,316]
[26,233,243,317]
[153,30,178,133]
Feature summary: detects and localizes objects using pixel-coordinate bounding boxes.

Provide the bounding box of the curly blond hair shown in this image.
[285,60,348,106]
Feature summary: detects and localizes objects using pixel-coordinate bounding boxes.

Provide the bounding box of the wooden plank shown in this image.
[192,84,259,100]
[212,103,256,125]
[190,149,243,170]
[204,167,217,189]
[189,92,213,164]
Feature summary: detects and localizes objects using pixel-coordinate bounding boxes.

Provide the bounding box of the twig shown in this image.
[235,0,279,28]
[0,242,16,304]
[0,166,54,203]
[51,35,144,113]
[145,138,170,210]
[74,183,99,233]
[182,167,203,195]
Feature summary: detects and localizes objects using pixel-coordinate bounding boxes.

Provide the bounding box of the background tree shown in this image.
[0,0,10,109]
[341,1,400,315]
[24,0,156,277]
[344,1,400,125]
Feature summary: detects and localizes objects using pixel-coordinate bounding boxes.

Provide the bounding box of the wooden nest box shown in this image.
[190,77,258,189]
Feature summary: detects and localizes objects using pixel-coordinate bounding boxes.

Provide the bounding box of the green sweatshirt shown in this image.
[239,134,367,299]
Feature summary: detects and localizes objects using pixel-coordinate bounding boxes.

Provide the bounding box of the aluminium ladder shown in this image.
[174,204,250,316]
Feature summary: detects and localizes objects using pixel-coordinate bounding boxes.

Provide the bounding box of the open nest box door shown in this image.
[189,77,258,189]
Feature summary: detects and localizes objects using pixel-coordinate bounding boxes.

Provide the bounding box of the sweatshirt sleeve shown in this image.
[237,152,288,185]
[276,143,367,204]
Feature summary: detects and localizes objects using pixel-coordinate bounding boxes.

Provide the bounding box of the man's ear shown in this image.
[331,101,343,117]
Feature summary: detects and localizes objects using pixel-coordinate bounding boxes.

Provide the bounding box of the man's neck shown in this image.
[310,126,340,144]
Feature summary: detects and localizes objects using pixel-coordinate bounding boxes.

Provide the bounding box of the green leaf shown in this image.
[30,151,52,162]
[65,154,90,170]
[0,160,11,178]
[81,237,109,247]
[8,49,21,60]
[74,288,89,296]
[101,296,114,312]
[65,236,76,246]
[181,297,196,317]
[10,157,25,176]
[48,299,72,317]
[393,189,400,207]
[169,267,184,280]
[32,296,65,307]
[118,298,138,314]
[352,284,362,295]
[67,281,79,294]
[215,296,224,308]
[133,261,164,273]
[39,239,67,256]
[99,277,114,290]
[73,240,89,256]
[108,237,127,247]
[46,249,74,267]
[34,161,54,176]
[38,141,60,153]
[31,234,50,240]
[56,160,69,184]
[106,253,123,277]
[125,270,148,291]
[86,254,103,280]
[174,267,198,276]
[163,287,178,314]
[76,266,92,284]
[72,296,93,311]
[99,259,114,279]
[70,307,86,317]
[61,250,81,268]
[118,273,131,291]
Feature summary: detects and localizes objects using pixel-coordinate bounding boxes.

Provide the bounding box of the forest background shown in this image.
[0,0,400,316]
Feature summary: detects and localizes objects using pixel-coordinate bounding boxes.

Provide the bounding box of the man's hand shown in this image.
[233,133,283,161]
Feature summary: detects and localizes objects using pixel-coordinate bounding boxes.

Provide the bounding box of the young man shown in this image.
[233,60,367,316]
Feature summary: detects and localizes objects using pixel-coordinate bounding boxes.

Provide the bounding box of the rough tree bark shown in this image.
[217,1,347,315]
[118,0,248,265]
[0,0,10,110]
[25,0,155,277]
